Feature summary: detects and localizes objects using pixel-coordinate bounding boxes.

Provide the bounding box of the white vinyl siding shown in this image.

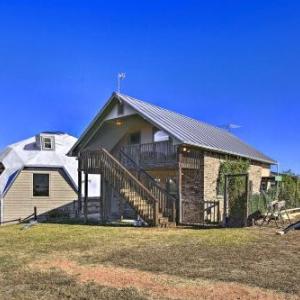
[2,169,77,223]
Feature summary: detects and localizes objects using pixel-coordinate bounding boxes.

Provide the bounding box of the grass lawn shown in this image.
[0,223,299,299]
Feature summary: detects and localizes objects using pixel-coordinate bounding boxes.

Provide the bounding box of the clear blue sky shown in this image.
[0,1,299,173]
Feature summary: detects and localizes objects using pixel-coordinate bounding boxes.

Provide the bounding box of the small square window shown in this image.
[129,132,141,145]
[42,136,54,150]
[33,174,49,197]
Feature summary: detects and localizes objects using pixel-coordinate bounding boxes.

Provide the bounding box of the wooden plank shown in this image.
[78,170,82,213]
[84,172,88,223]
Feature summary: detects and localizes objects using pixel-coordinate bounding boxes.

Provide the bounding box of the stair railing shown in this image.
[80,148,159,225]
[119,149,177,222]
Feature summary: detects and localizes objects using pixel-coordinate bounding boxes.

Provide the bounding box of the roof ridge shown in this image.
[117,92,235,136]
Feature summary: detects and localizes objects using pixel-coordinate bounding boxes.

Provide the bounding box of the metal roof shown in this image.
[116,93,276,164]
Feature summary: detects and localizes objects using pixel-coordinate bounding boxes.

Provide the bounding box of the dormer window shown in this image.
[42,136,55,150]
[0,162,5,176]
[117,101,124,115]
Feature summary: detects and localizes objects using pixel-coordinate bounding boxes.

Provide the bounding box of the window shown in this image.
[129,132,141,145]
[153,128,169,142]
[42,136,54,150]
[33,174,50,197]
[0,163,5,176]
[117,101,124,115]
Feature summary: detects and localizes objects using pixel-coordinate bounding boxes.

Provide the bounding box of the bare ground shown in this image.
[32,257,297,300]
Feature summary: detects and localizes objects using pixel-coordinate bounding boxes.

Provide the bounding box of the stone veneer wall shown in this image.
[203,152,271,202]
[181,167,205,224]
[180,150,205,224]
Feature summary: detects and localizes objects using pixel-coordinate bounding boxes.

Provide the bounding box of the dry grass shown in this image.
[0,223,299,299]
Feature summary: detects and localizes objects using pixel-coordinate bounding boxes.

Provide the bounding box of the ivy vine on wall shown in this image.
[218,158,250,226]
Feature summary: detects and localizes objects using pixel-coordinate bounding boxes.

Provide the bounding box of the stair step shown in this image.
[88,148,176,227]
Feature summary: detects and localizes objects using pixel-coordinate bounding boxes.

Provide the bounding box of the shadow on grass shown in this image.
[40,218,225,230]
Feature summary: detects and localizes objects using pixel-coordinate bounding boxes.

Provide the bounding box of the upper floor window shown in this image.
[42,136,55,150]
[129,132,141,145]
[117,101,124,115]
[153,128,169,142]
[0,163,5,176]
[33,173,50,197]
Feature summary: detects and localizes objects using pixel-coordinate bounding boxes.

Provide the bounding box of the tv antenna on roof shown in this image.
[220,123,242,132]
[117,72,126,93]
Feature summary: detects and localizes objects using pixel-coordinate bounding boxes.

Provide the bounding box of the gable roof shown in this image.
[69,92,276,165]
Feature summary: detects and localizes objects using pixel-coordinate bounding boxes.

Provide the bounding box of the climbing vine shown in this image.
[218,158,250,195]
[218,158,250,226]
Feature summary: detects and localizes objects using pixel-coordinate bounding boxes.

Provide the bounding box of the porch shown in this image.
[121,141,178,169]
[77,141,222,227]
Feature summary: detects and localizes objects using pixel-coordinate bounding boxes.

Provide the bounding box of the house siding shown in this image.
[2,169,77,223]
[86,115,155,152]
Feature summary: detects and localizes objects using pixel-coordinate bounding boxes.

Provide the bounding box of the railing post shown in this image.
[154,201,159,226]
[245,173,249,227]
[34,206,37,221]
[172,197,176,223]
[78,169,82,213]
[224,175,229,227]
[217,201,220,223]
[84,172,88,224]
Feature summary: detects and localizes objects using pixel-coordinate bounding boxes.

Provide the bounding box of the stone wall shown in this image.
[181,167,205,224]
[179,149,205,224]
[203,152,271,202]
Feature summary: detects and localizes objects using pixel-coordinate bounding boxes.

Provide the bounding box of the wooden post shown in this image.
[99,175,103,223]
[177,147,183,224]
[154,200,159,226]
[78,169,82,213]
[120,194,124,221]
[245,174,249,227]
[34,206,37,221]
[84,172,88,224]
[102,178,107,223]
[224,175,228,227]
[172,197,176,223]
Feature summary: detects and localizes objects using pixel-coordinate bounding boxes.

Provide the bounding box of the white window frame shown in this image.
[153,129,169,142]
[41,136,55,151]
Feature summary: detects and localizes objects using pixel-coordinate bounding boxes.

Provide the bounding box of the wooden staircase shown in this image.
[80,148,177,227]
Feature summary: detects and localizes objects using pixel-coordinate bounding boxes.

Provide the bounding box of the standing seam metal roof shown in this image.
[116,92,276,164]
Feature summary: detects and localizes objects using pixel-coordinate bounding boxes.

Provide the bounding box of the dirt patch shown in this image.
[31,258,296,300]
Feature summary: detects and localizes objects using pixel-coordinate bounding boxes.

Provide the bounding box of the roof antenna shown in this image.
[220,123,242,133]
[117,73,126,93]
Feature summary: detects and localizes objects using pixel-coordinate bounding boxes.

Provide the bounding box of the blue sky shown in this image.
[0,1,299,173]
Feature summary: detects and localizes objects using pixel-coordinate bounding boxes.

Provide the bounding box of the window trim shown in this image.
[41,136,55,151]
[32,173,51,198]
[153,128,169,142]
[129,131,141,145]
